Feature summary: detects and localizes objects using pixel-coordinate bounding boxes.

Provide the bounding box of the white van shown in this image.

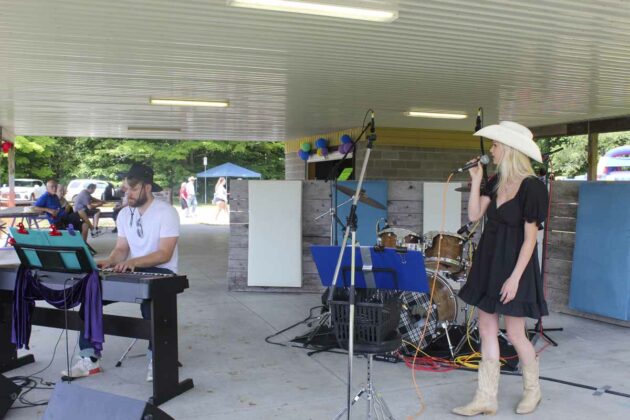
[0,178,46,205]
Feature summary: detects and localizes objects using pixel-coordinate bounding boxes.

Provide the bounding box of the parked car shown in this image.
[0,178,46,205]
[65,179,115,202]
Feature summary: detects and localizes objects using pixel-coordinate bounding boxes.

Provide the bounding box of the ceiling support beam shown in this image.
[531,115,630,138]
[587,131,599,181]
[1,127,16,207]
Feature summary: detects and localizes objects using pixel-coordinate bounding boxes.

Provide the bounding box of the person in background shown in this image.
[213,177,228,222]
[74,183,105,240]
[56,184,73,215]
[112,180,128,234]
[179,180,188,215]
[103,182,117,201]
[33,180,86,236]
[185,176,197,216]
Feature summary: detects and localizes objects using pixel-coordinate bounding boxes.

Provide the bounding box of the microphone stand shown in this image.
[326,112,376,420]
[529,150,564,346]
[476,107,489,187]
[299,145,354,352]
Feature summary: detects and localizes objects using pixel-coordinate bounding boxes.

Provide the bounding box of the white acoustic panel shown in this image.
[248,181,302,287]
[423,182,462,234]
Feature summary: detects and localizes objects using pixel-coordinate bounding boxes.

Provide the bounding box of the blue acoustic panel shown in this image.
[336,180,387,247]
[569,182,630,320]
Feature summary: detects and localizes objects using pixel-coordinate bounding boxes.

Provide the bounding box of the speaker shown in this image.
[43,382,174,420]
[0,374,20,419]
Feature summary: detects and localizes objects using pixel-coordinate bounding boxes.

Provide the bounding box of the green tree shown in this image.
[538,131,630,178]
[1,137,285,195]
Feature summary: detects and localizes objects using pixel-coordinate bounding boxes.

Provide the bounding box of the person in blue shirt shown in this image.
[33,179,86,236]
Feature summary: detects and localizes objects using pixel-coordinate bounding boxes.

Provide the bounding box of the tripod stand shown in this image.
[293,140,354,351]
[325,110,379,420]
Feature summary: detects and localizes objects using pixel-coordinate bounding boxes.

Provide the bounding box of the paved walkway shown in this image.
[2,224,629,419]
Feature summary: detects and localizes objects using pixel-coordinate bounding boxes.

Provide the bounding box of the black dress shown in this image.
[458,175,549,319]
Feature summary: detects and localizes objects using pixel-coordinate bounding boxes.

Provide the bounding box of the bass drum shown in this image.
[397,270,458,354]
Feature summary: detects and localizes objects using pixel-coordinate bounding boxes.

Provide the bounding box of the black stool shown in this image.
[331,290,401,420]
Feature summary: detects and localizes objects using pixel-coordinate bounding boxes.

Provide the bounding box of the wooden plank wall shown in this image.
[229,179,629,327]
[228,180,466,292]
[545,181,630,327]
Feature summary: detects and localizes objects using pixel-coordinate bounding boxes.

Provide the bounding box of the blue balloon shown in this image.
[315,138,328,149]
[298,149,310,161]
[340,134,352,144]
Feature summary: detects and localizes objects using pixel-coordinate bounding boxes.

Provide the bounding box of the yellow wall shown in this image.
[285,127,484,153]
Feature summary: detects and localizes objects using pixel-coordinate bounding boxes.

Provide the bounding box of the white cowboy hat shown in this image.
[474,121,543,163]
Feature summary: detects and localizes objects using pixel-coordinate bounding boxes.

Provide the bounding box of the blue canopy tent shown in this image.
[196,162,262,179]
[196,162,261,204]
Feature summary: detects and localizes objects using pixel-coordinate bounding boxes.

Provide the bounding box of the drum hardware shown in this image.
[453,306,480,356]
[440,320,457,359]
[454,185,471,193]
[335,184,387,210]
[397,270,458,355]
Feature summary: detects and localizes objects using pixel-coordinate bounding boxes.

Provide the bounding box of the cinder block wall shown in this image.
[284,126,487,182]
[355,144,478,182]
[285,144,479,182]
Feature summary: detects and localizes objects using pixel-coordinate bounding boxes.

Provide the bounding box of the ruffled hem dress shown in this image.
[458,175,549,319]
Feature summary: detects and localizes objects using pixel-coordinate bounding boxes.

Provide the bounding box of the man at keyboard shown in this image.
[63,163,179,382]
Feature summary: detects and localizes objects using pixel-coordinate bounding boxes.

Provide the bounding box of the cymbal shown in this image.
[335,185,387,210]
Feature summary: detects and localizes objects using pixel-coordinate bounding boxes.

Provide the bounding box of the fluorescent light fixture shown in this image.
[405,111,468,119]
[150,98,229,107]
[227,0,398,22]
[127,126,182,133]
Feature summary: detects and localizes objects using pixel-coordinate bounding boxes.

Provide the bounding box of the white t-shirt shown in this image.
[116,199,180,273]
[186,181,195,196]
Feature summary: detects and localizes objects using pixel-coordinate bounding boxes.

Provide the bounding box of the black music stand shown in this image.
[312,245,427,419]
[12,240,97,382]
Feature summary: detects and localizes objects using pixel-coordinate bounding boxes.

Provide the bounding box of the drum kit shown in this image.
[313,183,481,358]
[376,220,479,358]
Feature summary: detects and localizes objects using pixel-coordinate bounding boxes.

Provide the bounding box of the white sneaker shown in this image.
[146,360,153,382]
[61,357,102,378]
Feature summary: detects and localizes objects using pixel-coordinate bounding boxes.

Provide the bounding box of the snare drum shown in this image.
[423,231,465,273]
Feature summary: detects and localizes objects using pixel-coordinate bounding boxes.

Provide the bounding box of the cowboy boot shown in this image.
[516,357,541,414]
[453,359,500,416]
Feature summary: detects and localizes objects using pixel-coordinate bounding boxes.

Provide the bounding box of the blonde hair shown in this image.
[496,144,535,192]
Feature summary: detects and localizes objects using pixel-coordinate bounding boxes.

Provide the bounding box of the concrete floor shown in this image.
[2,224,630,419]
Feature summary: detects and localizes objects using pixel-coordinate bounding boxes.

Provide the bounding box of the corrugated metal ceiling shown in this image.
[1,0,629,140]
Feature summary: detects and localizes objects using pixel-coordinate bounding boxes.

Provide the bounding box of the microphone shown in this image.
[475,107,483,132]
[452,155,490,173]
[457,221,473,235]
[367,110,377,145]
[370,111,375,134]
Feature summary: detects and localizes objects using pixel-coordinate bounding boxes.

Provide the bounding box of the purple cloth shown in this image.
[11,267,104,355]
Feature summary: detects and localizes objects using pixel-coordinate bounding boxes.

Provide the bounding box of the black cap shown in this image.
[125,163,163,192]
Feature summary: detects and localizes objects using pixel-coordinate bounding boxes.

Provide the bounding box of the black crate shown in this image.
[330,292,401,347]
